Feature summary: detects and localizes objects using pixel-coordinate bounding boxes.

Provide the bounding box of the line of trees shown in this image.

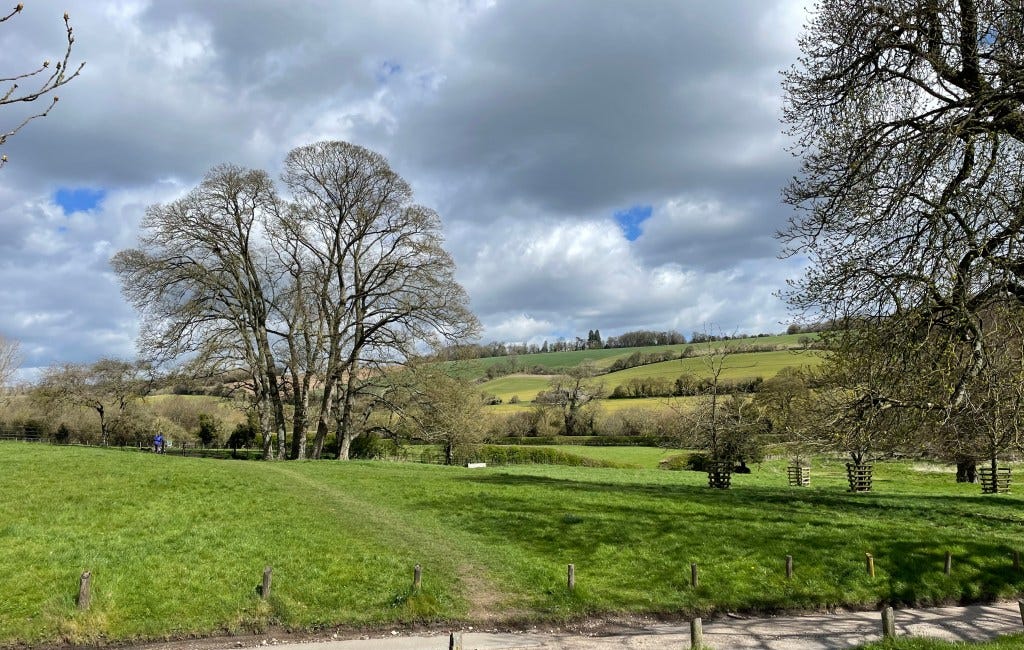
[110,141,478,460]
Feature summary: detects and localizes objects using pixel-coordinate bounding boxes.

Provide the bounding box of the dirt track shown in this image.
[129,601,1023,650]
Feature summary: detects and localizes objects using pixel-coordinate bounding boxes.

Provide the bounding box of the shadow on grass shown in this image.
[418,471,1024,611]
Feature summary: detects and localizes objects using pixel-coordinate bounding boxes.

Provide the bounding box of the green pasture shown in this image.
[483,396,690,415]
[478,348,819,405]
[444,333,814,380]
[2,443,1023,646]
[531,445,680,469]
[604,349,821,388]
[478,374,552,403]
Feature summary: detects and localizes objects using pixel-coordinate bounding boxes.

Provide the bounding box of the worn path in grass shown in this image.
[162,601,1022,649]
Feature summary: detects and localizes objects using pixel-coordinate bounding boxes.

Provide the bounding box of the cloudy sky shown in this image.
[0,0,809,372]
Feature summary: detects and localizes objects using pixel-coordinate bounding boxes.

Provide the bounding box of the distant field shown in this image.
[484,396,694,416]
[534,445,681,469]
[477,348,820,405]
[444,333,816,380]
[3,444,1023,646]
[604,349,822,388]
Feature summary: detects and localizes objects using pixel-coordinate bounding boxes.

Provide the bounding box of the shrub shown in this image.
[685,452,712,471]
[659,454,689,471]
[350,433,404,460]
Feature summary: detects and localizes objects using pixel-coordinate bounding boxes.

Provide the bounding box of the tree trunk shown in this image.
[336,357,361,460]
[338,429,353,460]
[955,458,977,483]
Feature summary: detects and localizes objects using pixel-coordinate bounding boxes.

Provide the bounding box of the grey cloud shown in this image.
[0,0,808,368]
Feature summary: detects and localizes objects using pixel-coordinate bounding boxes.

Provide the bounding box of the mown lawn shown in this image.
[1,444,1022,646]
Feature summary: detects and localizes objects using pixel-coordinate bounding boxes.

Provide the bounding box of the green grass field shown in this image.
[2,444,1022,646]
[478,348,820,405]
[604,348,821,387]
[443,333,815,380]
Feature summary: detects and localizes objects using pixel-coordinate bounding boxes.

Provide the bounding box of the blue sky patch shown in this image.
[377,60,402,83]
[54,187,106,215]
[613,204,653,241]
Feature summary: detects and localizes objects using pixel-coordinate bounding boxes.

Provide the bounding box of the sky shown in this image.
[0,0,810,374]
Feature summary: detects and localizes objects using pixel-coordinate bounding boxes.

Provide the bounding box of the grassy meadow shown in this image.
[444,333,814,380]
[3,443,1024,646]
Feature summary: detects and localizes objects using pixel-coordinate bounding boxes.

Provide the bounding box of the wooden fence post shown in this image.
[881,606,895,638]
[77,571,91,610]
[785,555,793,579]
[690,617,703,649]
[567,564,575,591]
[691,562,699,588]
[448,631,462,650]
[944,552,952,576]
[413,564,422,591]
[866,553,875,577]
[261,566,272,600]
[1014,551,1021,571]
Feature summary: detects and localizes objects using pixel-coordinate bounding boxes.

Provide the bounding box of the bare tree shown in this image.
[781,1,1024,452]
[0,333,21,388]
[34,358,152,445]
[537,362,603,436]
[282,141,478,459]
[1,4,83,167]
[111,165,290,460]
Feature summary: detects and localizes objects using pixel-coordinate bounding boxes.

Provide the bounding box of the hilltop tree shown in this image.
[781,0,1024,449]
[1,5,83,167]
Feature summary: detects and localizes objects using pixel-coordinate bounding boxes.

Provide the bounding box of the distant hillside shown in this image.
[477,344,822,406]
[444,333,817,382]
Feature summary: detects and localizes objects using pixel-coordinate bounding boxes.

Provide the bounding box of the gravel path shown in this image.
[208,601,1022,650]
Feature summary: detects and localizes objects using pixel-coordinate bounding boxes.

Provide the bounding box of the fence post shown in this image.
[881,606,895,638]
[944,551,952,576]
[866,553,875,577]
[261,566,272,600]
[690,617,703,649]
[786,555,793,579]
[691,562,699,588]
[77,571,91,610]
[413,564,422,591]
[1014,551,1021,571]
[567,564,575,591]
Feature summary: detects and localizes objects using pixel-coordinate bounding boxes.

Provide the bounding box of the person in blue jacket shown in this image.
[154,432,165,454]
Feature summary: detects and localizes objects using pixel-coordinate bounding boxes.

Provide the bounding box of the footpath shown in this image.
[172,602,1023,650]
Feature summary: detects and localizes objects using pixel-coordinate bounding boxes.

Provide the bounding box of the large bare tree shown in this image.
[111,165,290,460]
[113,143,478,460]
[781,0,1024,454]
[282,141,478,459]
